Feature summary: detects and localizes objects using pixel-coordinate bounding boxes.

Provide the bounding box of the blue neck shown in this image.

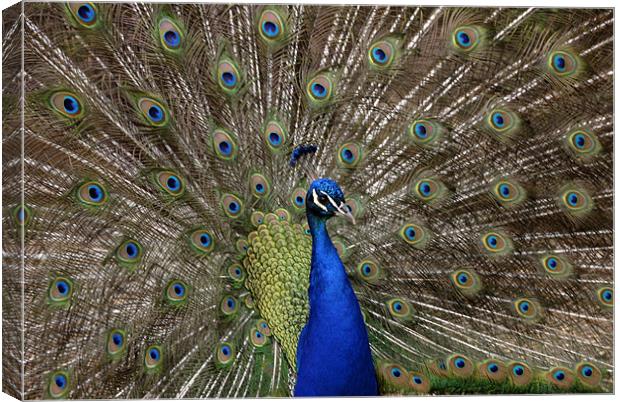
[306,215,349,298]
[294,213,378,396]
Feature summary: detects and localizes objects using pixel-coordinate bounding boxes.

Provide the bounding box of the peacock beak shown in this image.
[335,202,356,225]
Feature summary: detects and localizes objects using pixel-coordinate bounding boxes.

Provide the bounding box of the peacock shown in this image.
[1,1,614,399]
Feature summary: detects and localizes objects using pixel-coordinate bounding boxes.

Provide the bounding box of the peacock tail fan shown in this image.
[1,2,612,399]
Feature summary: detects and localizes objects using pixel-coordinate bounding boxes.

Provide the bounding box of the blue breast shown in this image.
[294,215,378,396]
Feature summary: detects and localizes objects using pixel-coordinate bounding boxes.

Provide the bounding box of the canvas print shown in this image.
[1,1,613,399]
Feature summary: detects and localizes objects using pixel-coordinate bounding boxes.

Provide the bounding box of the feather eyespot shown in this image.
[216,342,235,366]
[337,143,363,168]
[450,269,481,296]
[138,97,169,127]
[381,363,409,388]
[48,277,74,306]
[116,239,143,267]
[13,204,31,227]
[333,238,349,260]
[274,208,291,222]
[165,280,188,306]
[487,109,517,133]
[484,108,520,140]
[398,223,430,249]
[144,345,163,371]
[220,194,244,219]
[407,119,445,147]
[513,297,541,321]
[250,328,269,347]
[306,73,335,107]
[48,370,70,399]
[480,230,513,256]
[50,91,84,119]
[66,3,98,28]
[258,8,285,44]
[508,362,533,386]
[575,362,601,387]
[540,254,572,278]
[416,180,435,199]
[290,188,307,210]
[356,259,380,282]
[220,295,239,316]
[76,181,108,206]
[155,171,185,197]
[411,174,447,203]
[596,286,613,308]
[251,211,265,227]
[386,298,413,320]
[106,329,126,358]
[452,26,483,52]
[448,354,474,378]
[217,57,242,94]
[368,37,400,69]
[479,359,507,382]
[249,173,271,198]
[256,319,271,336]
[491,178,526,207]
[211,128,239,161]
[547,50,580,77]
[189,228,215,254]
[559,185,593,216]
[409,371,430,393]
[566,130,601,158]
[546,367,575,389]
[263,119,288,152]
[159,18,183,51]
[227,264,245,287]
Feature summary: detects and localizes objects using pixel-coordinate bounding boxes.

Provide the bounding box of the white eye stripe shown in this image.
[324,192,340,209]
[312,189,328,211]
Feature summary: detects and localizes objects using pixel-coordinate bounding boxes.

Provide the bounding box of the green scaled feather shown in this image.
[243,214,312,370]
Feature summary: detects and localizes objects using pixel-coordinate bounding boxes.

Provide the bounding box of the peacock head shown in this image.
[305,178,355,223]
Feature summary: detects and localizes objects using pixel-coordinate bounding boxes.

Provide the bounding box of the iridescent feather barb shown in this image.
[1,2,613,399]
